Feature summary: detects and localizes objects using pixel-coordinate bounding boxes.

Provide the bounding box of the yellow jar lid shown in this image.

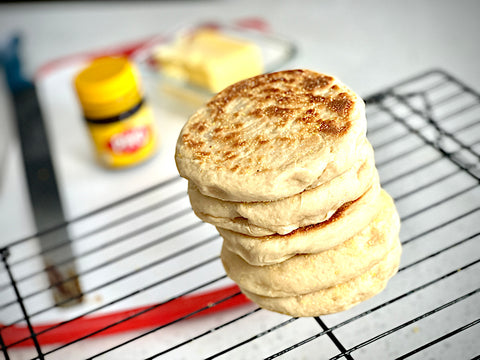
[74,57,142,119]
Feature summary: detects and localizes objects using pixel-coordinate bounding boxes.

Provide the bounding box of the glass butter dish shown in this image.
[132,19,297,110]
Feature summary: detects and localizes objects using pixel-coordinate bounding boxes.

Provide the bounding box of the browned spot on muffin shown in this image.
[277,198,357,238]
[224,131,240,142]
[181,134,205,150]
[190,121,207,133]
[224,151,238,161]
[317,120,350,136]
[328,93,354,116]
[367,227,382,246]
[249,106,296,120]
[196,151,211,157]
[232,139,248,148]
[181,69,360,172]
[301,74,334,91]
[296,108,318,125]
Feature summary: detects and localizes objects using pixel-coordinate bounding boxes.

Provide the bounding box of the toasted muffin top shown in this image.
[175,69,366,201]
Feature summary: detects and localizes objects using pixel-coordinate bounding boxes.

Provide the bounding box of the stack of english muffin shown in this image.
[175,69,401,317]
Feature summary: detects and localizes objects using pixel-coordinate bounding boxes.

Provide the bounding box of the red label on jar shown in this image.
[108,126,150,154]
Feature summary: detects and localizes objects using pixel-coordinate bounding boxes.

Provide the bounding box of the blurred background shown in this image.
[1,0,479,93]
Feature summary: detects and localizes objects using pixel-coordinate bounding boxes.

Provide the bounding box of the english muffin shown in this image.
[241,242,402,317]
[175,69,367,202]
[174,68,402,318]
[221,194,400,297]
[188,140,376,236]
[220,183,384,266]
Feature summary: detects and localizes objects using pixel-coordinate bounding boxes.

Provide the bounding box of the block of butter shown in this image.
[154,29,263,93]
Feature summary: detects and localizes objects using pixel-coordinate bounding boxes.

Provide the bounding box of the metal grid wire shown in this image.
[1,69,479,359]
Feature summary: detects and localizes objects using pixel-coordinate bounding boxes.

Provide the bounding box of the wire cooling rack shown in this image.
[1,69,479,359]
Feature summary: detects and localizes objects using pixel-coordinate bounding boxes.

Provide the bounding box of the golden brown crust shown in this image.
[185,70,356,170]
[175,69,366,201]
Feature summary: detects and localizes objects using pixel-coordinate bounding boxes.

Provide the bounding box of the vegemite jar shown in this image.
[74,56,158,168]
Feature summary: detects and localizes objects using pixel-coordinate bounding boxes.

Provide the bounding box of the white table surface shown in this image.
[0,1,478,359]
